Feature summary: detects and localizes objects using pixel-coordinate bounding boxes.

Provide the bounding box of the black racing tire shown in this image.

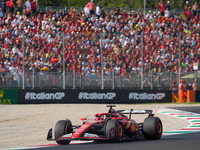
[54,120,72,145]
[106,119,124,142]
[143,117,162,140]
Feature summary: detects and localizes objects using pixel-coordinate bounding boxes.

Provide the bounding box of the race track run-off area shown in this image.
[155,108,200,135]
[7,108,200,150]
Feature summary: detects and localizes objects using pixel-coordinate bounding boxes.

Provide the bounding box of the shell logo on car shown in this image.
[125,121,136,132]
[82,125,89,128]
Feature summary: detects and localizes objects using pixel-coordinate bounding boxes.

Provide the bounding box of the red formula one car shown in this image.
[47,105,162,144]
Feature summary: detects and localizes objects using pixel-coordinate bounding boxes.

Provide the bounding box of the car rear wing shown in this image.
[117,109,153,119]
[117,109,153,114]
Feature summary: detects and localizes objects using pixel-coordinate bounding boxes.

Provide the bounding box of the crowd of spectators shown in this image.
[0,0,200,87]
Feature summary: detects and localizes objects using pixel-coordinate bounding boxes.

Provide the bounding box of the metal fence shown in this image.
[43,6,186,18]
[121,8,138,12]
[102,7,115,14]
[1,70,199,90]
[138,8,158,15]
[46,6,65,13]
[12,5,187,15]
[1,6,194,90]
[65,7,83,14]
[37,6,45,11]
[173,8,185,14]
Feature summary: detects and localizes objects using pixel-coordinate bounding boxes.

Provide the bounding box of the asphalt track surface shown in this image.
[31,106,200,150]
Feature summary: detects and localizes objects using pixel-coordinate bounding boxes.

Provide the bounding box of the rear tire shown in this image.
[54,120,72,145]
[106,119,124,142]
[143,117,162,140]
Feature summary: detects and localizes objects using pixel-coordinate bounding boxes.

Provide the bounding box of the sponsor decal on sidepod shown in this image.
[129,92,165,100]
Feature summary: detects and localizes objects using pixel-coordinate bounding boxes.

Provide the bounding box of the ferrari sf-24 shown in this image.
[47,105,162,144]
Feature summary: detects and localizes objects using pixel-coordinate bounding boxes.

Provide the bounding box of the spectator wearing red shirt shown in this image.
[158,0,164,16]
[186,7,192,21]
[87,0,95,15]
[4,41,10,49]
[46,9,53,18]
[121,10,128,18]
[26,6,31,17]
[31,0,37,14]
[193,15,198,25]
[6,0,14,14]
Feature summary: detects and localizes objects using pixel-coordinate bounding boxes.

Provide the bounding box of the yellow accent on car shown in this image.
[125,121,131,129]
[131,124,135,132]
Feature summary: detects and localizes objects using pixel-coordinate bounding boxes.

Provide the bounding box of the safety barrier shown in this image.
[187,90,195,102]
[2,88,200,104]
[18,89,172,104]
[0,89,18,104]
[195,91,200,102]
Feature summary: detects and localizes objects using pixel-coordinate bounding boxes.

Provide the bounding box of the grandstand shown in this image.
[0,0,200,89]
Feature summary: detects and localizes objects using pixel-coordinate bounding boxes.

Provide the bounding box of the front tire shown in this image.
[106,119,124,142]
[143,117,162,140]
[54,120,72,145]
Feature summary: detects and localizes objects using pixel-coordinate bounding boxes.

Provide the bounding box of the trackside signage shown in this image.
[195,90,200,102]
[78,92,116,100]
[18,90,67,104]
[128,90,171,103]
[18,90,171,104]
[0,89,18,104]
[129,92,166,100]
[25,92,65,100]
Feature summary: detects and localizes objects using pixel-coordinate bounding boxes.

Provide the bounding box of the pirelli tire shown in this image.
[54,120,72,145]
[143,117,162,140]
[106,119,124,143]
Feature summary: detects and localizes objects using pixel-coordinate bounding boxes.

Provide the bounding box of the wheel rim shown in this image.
[156,121,162,138]
[117,124,123,137]
[157,122,162,134]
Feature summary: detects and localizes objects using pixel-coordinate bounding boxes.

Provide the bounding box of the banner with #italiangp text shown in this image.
[18,89,172,104]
